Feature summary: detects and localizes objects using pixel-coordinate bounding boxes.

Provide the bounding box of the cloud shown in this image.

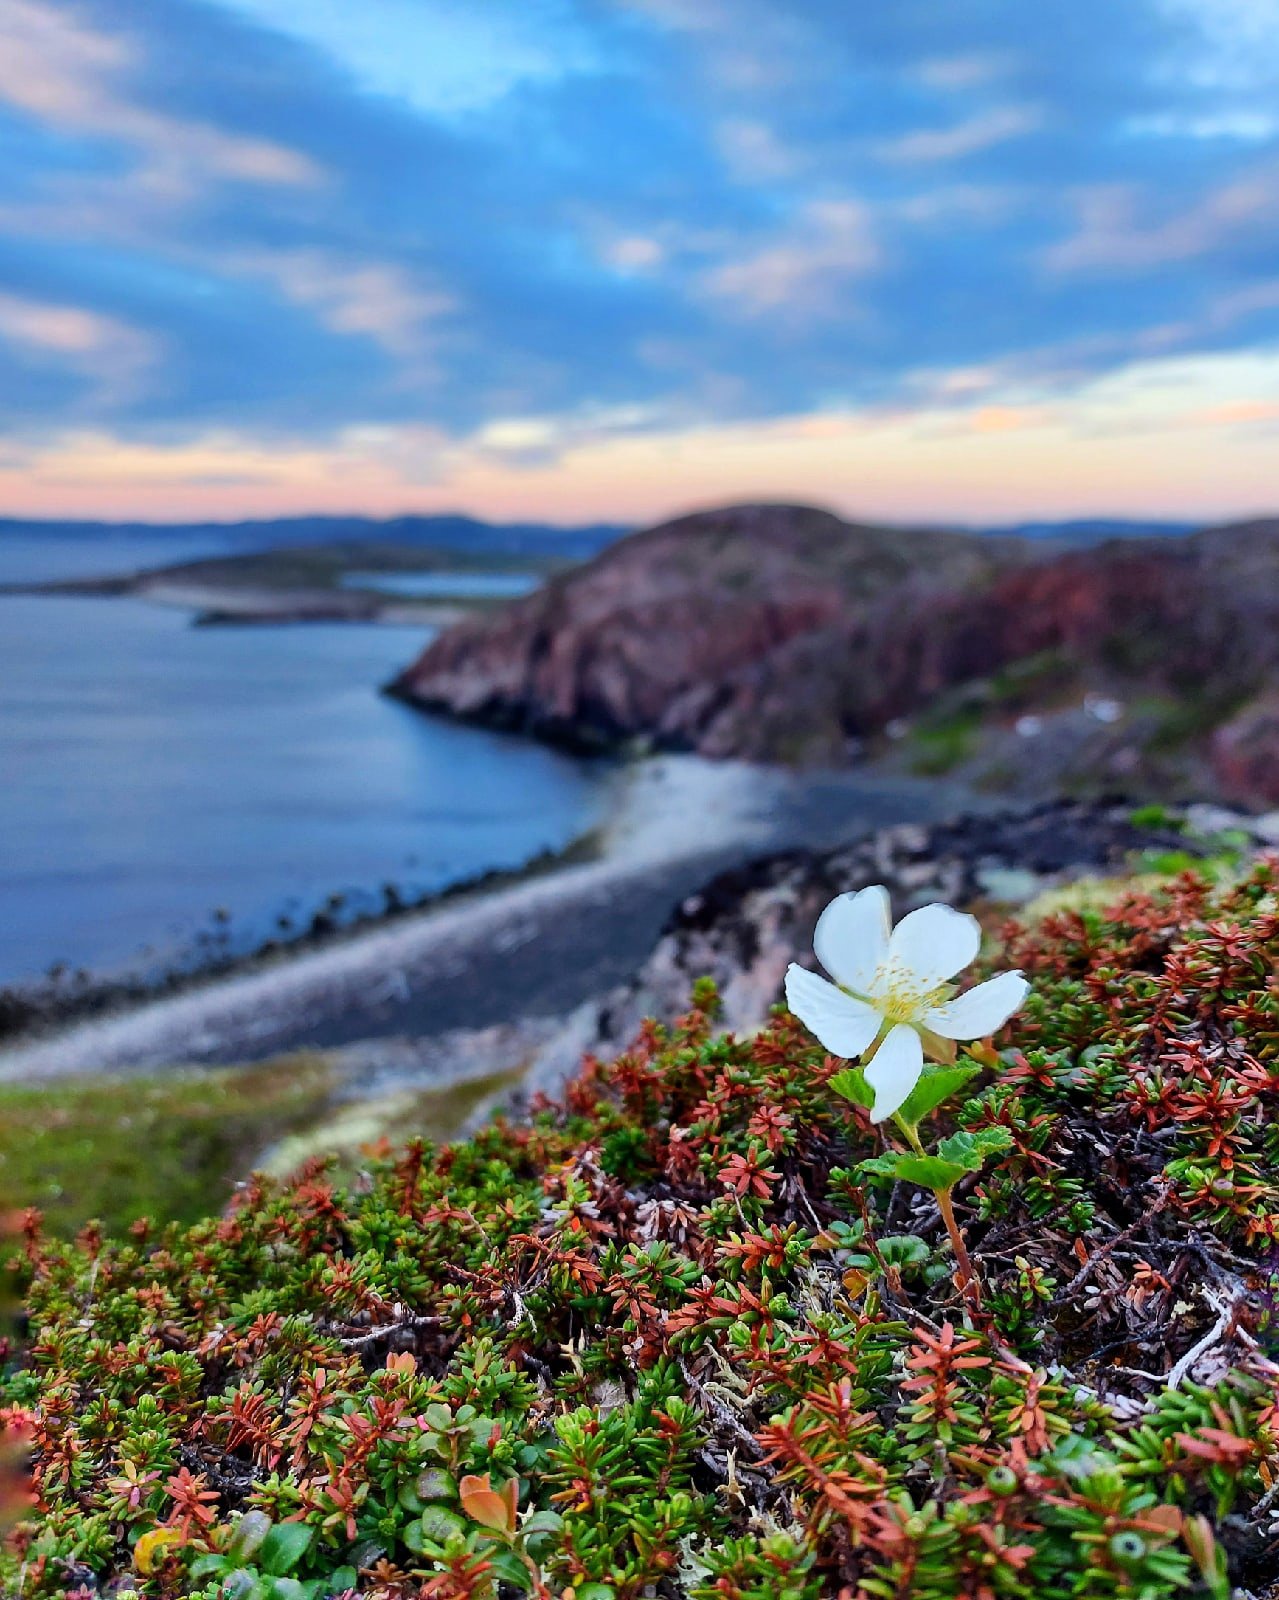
[0,0,320,196]
[231,251,455,360]
[1126,110,1279,141]
[0,290,158,405]
[915,54,1012,91]
[701,200,880,318]
[1045,162,1279,272]
[597,235,667,273]
[7,345,1279,524]
[880,104,1043,163]
[0,0,1278,514]
[715,118,802,181]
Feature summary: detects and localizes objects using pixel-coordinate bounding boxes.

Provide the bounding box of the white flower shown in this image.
[784,885,1029,1124]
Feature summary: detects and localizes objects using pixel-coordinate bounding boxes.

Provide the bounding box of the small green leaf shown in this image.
[419,1506,467,1543]
[859,1151,970,1188]
[828,1066,873,1108]
[397,1480,424,1514]
[487,1548,534,1591]
[228,1511,273,1563]
[321,1571,358,1597]
[415,1468,455,1502]
[936,1127,1013,1170]
[259,1524,313,1578]
[188,1554,228,1580]
[877,1234,931,1268]
[267,1581,307,1600]
[520,1511,564,1537]
[896,1064,980,1126]
[219,1574,265,1600]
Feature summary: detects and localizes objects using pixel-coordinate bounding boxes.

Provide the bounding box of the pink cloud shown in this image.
[230,251,456,360]
[702,199,880,317]
[879,105,1042,164]
[1045,163,1279,273]
[0,291,159,405]
[0,0,320,195]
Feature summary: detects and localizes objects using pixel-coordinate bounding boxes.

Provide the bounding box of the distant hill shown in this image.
[391,501,1279,805]
[0,512,627,563]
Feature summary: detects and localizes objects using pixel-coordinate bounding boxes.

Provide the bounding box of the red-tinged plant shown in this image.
[161,1466,219,1545]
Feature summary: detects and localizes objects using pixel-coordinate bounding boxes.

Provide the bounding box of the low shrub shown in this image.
[3,862,1278,1597]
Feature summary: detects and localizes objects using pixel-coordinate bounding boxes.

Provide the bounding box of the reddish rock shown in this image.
[389,504,1279,775]
[1213,693,1279,806]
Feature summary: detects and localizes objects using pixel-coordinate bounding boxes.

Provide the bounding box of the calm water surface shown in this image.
[342,570,540,598]
[0,539,603,987]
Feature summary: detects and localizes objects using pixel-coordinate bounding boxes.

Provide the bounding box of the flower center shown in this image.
[872,961,948,1025]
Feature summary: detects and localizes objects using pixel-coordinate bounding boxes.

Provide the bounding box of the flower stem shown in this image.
[934,1185,981,1308]
[892,1115,981,1308]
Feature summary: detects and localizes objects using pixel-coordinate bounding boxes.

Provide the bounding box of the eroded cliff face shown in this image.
[390,504,1279,801]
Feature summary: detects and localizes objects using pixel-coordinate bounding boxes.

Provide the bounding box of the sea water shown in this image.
[0,538,604,988]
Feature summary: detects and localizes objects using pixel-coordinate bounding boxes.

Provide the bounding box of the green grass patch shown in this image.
[0,1056,335,1237]
[906,703,984,775]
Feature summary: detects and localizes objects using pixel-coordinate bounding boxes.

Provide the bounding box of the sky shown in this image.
[1,0,1279,526]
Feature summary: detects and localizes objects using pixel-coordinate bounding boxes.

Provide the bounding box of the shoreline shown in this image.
[0,575,474,628]
[0,757,976,1082]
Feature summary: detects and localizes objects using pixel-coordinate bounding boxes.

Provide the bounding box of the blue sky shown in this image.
[1,0,1278,523]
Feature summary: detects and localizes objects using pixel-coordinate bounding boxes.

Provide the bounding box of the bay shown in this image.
[0,538,604,988]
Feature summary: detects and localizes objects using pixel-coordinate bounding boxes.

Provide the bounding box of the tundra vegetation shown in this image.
[2,858,1278,1598]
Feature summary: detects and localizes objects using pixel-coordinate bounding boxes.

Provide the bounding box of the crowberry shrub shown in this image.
[3,860,1279,1597]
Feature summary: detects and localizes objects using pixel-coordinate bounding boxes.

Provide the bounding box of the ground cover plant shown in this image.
[0,1060,336,1240]
[3,860,1279,1598]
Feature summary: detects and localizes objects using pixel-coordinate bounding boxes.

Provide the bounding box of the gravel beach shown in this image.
[0,757,972,1081]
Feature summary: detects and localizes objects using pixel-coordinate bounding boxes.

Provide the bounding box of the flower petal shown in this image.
[863,1023,924,1123]
[923,971,1029,1040]
[813,885,891,993]
[884,902,982,989]
[784,964,882,1059]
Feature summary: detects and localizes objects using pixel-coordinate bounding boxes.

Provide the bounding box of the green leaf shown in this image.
[858,1151,970,1188]
[419,1506,467,1543]
[877,1234,931,1268]
[219,1574,266,1600]
[828,1066,873,1108]
[520,1511,564,1537]
[189,1554,228,1580]
[859,1126,1012,1190]
[321,1571,358,1598]
[936,1127,1013,1169]
[266,1580,306,1600]
[259,1523,313,1578]
[265,1574,305,1600]
[896,1064,980,1126]
[487,1548,534,1591]
[397,1480,424,1514]
[401,1520,428,1557]
[228,1511,274,1563]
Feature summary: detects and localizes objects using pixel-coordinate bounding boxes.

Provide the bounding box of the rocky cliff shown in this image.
[390,504,1279,802]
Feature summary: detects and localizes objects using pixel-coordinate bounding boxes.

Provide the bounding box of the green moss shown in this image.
[906,703,983,775]
[1142,689,1250,754]
[0,1056,335,1237]
[986,647,1075,706]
